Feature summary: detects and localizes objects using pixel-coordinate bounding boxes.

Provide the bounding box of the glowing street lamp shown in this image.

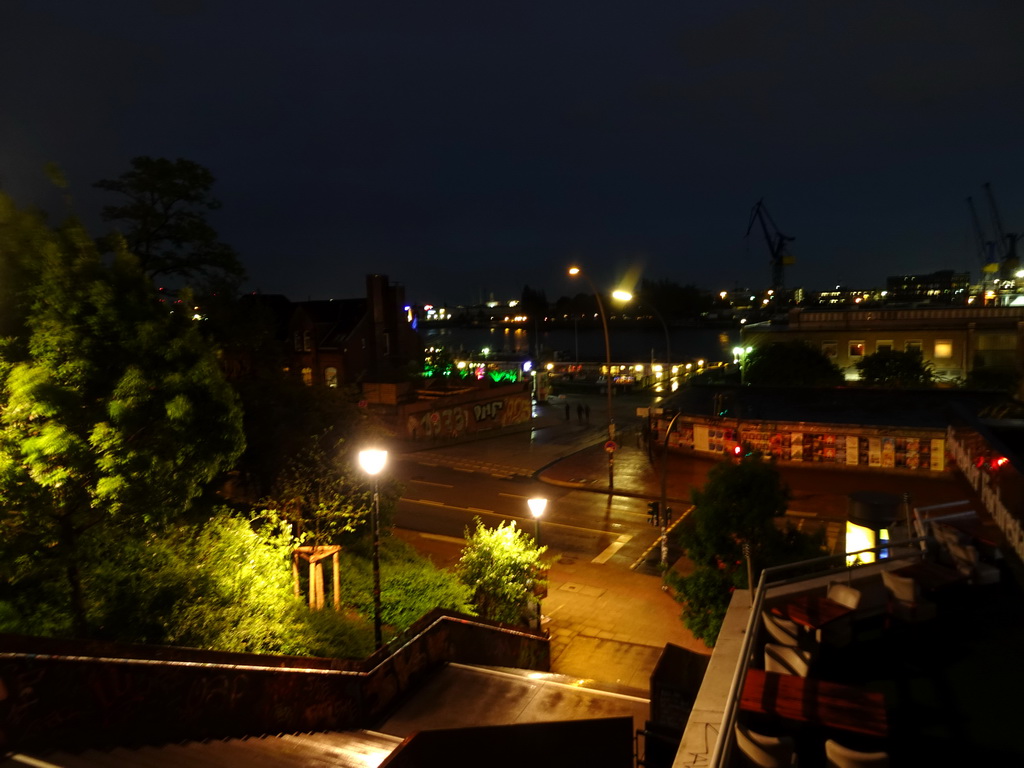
[527,497,547,546]
[569,265,616,491]
[357,447,388,651]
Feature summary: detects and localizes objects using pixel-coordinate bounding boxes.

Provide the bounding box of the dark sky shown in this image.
[3,1,1024,305]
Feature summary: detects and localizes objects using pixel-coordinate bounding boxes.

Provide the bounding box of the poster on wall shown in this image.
[868,438,882,467]
[905,438,920,469]
[694,424,710,452]
[930,438,945,471]
[882,437,895,468]
[846,435,860,465]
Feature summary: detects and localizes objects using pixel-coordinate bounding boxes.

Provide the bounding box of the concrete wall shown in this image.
[0,609,549,752]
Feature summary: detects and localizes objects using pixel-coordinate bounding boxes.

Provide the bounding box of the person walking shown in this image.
[564,402,570,420]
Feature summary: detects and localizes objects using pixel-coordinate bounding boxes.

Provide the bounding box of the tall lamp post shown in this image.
[614,291,672,393]
[658,411,683,567]
[527,496,547,546]
[358,447,388,651]
[527,496,547,631]
[569,266,617,491]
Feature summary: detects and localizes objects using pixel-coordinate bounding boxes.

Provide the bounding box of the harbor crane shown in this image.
[745,199,795,294]
[967,196,999,282]
[982,182,1020,280]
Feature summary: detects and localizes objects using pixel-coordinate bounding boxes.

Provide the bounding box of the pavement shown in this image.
[394,393,982,691]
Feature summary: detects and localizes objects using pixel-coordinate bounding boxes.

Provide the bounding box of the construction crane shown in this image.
[967,196,999,281]
[745,199,795,294]
[983,182,1020,280]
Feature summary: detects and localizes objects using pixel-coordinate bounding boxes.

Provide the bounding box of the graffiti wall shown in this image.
[403,384,532,440]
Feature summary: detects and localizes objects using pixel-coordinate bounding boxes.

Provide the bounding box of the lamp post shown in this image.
[527,496,547,546]
[612,290,672,393]
[569,266,616,491]
[358,447,388,651]
[527,496,547,631]
[659,411,683,567]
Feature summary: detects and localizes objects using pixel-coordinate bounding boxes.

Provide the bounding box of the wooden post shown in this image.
[332,551,341,610]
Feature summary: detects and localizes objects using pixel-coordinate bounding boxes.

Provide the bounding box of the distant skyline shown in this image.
[3,2,1023,305]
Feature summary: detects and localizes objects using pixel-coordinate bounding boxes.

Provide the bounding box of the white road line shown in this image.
[466,506,493,514]
[592,534,632,564]
[410,479,454,488]
[499,492,529,500]
[404,498,445,507]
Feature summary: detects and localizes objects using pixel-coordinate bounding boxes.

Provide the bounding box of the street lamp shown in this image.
[358,447,388,651]
[527,497,547,546]
[613,289,672,393]
[568,265,616,491]
[658,411,683,567]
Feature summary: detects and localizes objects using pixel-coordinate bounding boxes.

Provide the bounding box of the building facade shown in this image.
[742,305,1024,384]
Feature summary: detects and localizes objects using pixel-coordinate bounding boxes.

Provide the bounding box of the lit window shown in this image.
[325,367,338,388]
[301,367,313,386]
[876,340,893,353]
[934,340,953,359]
[849,341,865,358]
[302,331,311,352]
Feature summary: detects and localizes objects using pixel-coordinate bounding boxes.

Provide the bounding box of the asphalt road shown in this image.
[392,458,665,566]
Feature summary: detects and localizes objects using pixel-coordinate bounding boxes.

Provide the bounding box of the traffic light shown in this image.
[647,501,660,526]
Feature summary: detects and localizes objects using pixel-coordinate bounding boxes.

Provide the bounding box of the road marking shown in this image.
[410,479,454,488]
[400,497,629,539]
[499,492,529,500]
[454,467,475,473]
[629,505,694,570]
[592,534,632,564]
[404,498,445,507]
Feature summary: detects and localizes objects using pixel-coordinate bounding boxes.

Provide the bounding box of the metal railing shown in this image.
[707,537,927,767]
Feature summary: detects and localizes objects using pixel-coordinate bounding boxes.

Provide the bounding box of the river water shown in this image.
[421,325,743,365]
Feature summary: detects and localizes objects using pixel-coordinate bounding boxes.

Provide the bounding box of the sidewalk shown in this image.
[395,400,714,689]
[394,528,711,691]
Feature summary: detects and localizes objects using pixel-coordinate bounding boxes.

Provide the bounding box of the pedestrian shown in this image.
[584,403,590,424]
[577,403,584,424]
[564,402,570,420]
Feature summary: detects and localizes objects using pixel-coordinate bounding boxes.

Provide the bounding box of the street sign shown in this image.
[604,440,618,453]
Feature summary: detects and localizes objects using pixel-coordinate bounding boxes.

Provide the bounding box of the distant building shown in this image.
[286,274,422,389]
[742,305,1024,386]
[885,269,971,304]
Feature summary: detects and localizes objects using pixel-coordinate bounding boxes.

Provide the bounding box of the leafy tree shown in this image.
[268,431,374,546]
[637,278,714,322]
[743,340,843,387]
[457,518,546,626]
[93,156,244,289]
[672,456,825,645]
[855,348,932,387]
[0,195,245,636]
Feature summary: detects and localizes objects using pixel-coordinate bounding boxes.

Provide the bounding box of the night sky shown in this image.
[3,1,1024,305]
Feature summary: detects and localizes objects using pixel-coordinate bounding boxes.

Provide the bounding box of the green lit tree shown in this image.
[457,518,546,626]
[670,456,824,645]
[743,340,843,387]
[855,348,933,387]
[0,194,245,637]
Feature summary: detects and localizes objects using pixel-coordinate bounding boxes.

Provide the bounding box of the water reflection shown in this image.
[422,326,741,364]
